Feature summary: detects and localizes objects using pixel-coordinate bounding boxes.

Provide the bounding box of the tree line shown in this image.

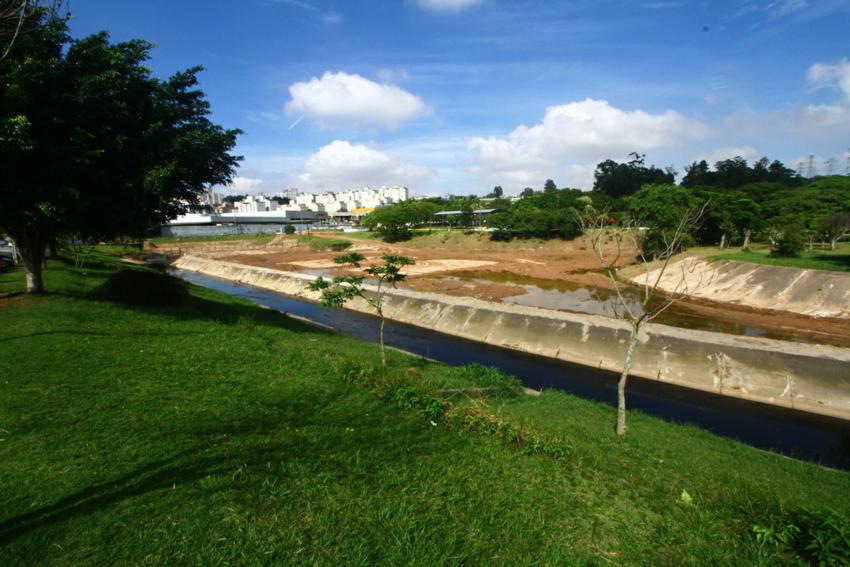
[362,153,850,256]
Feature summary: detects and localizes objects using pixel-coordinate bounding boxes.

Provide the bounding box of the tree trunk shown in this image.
[617,326,640,438]
[17,230,47,294]
[378,310,386,367]
[48,236,59,258]
[831,237,838,251]
[742,229,751,249]
[719,233,727,249]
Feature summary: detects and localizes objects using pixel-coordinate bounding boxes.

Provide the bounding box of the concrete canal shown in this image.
[173,268,850,470]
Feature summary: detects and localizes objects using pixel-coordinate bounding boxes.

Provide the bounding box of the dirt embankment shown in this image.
[158,231,850,348]
[637,257,850,319]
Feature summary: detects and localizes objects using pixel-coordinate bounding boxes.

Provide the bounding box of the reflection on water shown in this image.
[444,270,825,345]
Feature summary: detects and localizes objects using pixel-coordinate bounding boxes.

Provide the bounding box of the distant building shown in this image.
[162,185,410,235]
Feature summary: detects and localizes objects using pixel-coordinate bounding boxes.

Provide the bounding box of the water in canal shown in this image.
[172,269,850,470]
[438,270,833,344]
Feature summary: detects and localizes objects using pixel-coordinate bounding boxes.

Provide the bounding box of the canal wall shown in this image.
[635,257,850,319]
[174,255,850,421]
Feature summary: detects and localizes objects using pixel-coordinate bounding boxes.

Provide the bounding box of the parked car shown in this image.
[0,252,15,270]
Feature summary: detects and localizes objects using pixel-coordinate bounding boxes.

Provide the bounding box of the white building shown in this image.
[208,184,409,217]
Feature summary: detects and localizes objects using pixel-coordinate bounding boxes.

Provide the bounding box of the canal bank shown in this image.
[174,255,850,422]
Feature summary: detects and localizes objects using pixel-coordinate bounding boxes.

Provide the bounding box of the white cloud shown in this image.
[774,0,808,17]
[725,57,850,138]
[285,71,428,129]
[297,140,434,190]
[465,98,710,189]
[807,57,850,101]
[416,0,484,11]
[229,177,264,193]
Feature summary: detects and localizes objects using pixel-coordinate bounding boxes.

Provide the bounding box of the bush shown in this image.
[378,224,412,243]
[771,225,806,257]
[298,236,352,251]
[283,225,296,235]
[752,508,850,565]
[98,269,189,307]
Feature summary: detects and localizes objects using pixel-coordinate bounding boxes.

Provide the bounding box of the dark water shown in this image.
[172,269,850,470]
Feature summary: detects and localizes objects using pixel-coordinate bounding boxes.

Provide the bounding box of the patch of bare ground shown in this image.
[196,231,850,347]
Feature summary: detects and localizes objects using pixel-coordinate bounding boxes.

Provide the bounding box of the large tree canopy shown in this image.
[592,153,675,199]
[0,8,241,292]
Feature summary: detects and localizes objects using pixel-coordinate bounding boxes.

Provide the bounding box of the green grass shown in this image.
[712,243,850,272]
[2,252,849,565]
[148,233,276,246]
[292,235,352,251]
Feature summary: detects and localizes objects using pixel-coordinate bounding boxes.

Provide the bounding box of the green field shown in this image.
[712,243,850,272]
[1,252,849,565]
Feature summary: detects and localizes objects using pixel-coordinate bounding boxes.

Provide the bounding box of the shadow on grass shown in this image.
[92,267,324,335]
[0,386,446,546]
[808,253,850,270]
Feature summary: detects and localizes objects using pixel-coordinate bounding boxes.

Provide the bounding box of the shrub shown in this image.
[98,269,189,307]
[378,224,412,243]
[283,225,296,235]
[771,225,806,257]
[752,508,850,565]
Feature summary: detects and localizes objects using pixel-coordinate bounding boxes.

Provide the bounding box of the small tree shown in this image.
[771,224,806,257]
[308,252,414,367]
[579,202,708,438]
[283,224,296,235]
[821,212,850,251]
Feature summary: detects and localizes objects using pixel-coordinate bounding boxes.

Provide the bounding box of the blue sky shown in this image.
[70,0,850,195]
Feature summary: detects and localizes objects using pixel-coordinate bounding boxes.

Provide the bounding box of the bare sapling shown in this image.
[579,203,709,438]
[307,252,415,367]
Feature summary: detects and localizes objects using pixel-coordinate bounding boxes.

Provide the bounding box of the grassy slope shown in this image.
[1,253,849,565]
[712,243,850,273]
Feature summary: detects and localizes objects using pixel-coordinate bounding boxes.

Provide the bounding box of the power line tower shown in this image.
[807,154,815,179]
[826,158,836,176]
[797,160,806,176]
[846,147,850,176]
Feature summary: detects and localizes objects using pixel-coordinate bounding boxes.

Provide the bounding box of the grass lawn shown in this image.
[712,243,850,272]
[1,251,849,565]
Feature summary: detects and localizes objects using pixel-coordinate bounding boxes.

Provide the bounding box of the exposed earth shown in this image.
[152,231,850,348]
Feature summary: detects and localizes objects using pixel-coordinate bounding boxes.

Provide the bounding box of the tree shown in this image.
[0,13,241,292]
[626,184,699,258]
[520,187,535,198]
[283,224,296,235]
[771,223,806,257]
[308,253,415,367]
[1,0,64,61]
[543,179,557,193]
[681,160,712,188]
[579,201,708,438]
[486,185,504,198]
[821,212,850,251]
[593,153,675,198]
